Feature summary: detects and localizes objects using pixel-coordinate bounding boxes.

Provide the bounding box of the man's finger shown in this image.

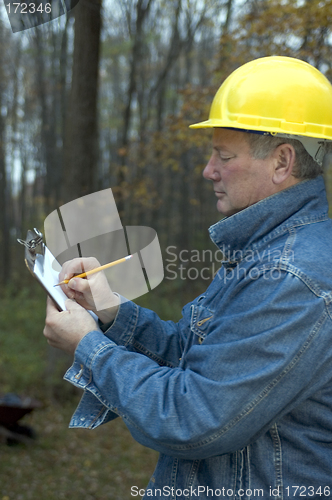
[59,257,100,282]
[59,259,84,282]
[67,277,90,293]
[46,295,61,316]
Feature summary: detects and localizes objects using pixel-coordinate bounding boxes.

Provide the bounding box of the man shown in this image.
[44,56,332,499]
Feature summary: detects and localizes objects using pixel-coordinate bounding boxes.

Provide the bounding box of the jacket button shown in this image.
[198,336,204,344]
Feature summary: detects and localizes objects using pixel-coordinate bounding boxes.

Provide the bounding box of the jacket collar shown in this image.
[209,176,329,262]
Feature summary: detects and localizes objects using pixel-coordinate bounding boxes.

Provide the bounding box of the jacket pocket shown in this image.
[190,304,214,343]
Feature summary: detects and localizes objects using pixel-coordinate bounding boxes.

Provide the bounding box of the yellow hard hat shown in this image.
[190,56,332,160]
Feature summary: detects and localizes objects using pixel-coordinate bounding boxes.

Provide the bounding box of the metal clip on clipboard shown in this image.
[17,228,67,311]
[17,228,45,275]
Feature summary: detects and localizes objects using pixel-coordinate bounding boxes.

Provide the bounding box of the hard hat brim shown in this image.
[189,119,332,142]
[189,119,215,129]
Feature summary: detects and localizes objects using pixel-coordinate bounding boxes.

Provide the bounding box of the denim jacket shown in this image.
[65,176,332,499]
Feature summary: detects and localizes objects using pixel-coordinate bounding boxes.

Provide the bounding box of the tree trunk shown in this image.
[0,22,10,286]
[34,29,60,212]
[62,0,102,203]
[116,0,154,218]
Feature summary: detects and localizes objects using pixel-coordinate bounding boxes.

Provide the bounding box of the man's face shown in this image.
[203,128,279,217]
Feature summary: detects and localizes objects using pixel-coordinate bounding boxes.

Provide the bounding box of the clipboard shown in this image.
[18,228,67,311]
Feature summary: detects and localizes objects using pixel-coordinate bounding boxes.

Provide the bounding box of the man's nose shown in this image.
[203,156,221,181]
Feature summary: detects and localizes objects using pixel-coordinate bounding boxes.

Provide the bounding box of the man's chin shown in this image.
[216,200,241,217]
[216,199,231,216]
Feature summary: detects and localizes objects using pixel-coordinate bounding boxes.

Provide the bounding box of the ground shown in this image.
[0,400,157,500]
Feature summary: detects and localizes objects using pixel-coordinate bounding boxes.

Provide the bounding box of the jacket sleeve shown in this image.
[64,269,332,459]
[98,297,192,368]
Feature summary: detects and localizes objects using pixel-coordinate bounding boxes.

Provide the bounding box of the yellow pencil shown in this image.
[54,254,133,286]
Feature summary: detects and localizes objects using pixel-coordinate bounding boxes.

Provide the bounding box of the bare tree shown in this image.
[0,19,10,286]
[62,0,102,203]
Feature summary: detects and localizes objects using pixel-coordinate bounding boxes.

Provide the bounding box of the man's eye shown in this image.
[220,156,232,161]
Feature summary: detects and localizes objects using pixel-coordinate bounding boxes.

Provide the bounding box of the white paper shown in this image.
[34,247,67,311]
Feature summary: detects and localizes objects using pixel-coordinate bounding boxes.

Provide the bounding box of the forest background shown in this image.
[1,0,332,498]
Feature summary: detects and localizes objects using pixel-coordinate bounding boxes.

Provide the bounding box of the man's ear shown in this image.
[272,144,296,185]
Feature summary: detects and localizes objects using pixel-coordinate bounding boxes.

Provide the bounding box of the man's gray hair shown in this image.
[246,134,323,179]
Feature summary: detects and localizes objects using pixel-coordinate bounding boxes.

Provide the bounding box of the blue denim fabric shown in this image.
[64,176,332,499]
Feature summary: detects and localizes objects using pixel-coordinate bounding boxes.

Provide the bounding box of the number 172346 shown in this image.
[6,3,52,14]
[285,486,330,497]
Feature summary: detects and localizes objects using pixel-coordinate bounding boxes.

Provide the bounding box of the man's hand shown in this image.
[43,297,98,355]
[59,257,120,323]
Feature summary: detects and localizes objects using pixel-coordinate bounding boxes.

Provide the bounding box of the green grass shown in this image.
[0,284,49,396]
